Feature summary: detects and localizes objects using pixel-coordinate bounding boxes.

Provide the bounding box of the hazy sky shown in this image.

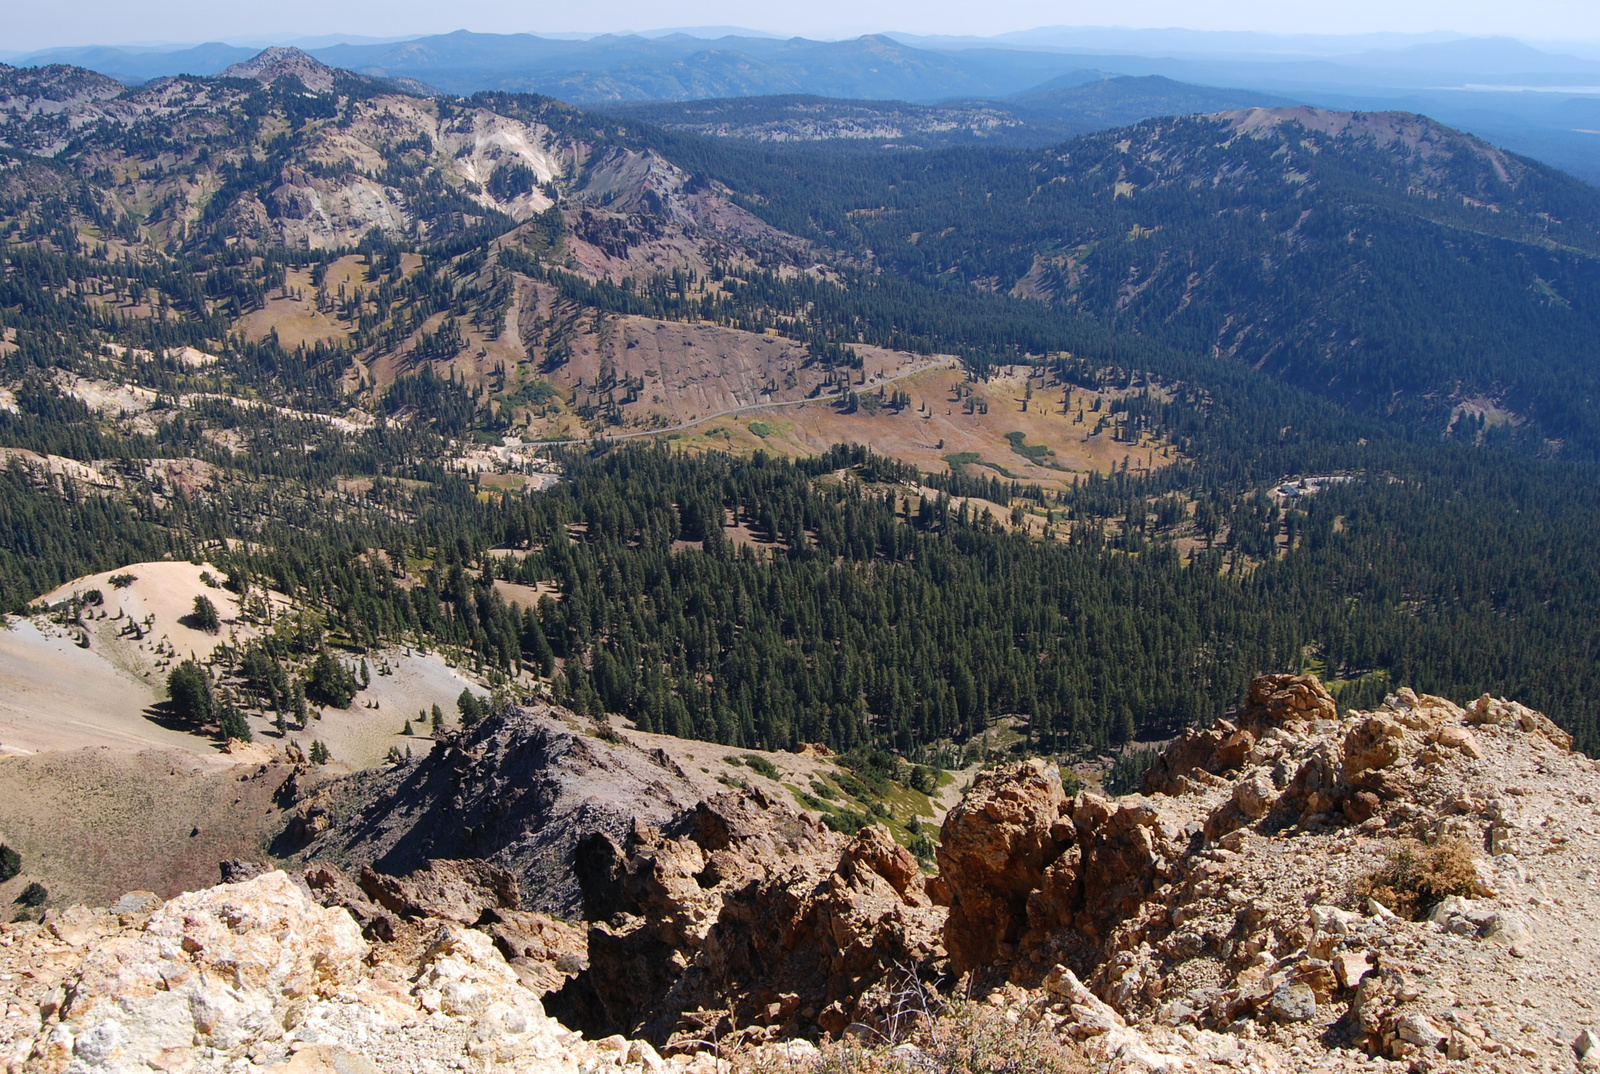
[5,0,1600,53]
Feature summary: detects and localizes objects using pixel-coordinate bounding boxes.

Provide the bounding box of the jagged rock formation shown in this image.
[289,705,708,918]
[931,676,1600,1070]
[5,675,1600,1073]
[302,858,589,996]
[552,790,944,1050]
[3,871,695,1074]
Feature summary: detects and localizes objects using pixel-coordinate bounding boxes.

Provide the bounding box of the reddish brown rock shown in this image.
[1344,716,1405,776]
[1141,721,1255,795]
[936,759,1069,973]
[1237,673,1339,734]
[552,792,942,1049]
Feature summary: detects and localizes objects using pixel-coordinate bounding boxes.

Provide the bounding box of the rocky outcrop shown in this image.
[552,791,944,1051]
[13,871,659,1074]
[302,858,589,996]
[6,674,1598,1074]
[290,705,707,919]
[935,758,1067,972]
[937,760,1179,982]
[925,675,1600,1071]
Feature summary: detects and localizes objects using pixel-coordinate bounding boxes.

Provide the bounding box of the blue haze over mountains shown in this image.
[4,27,1599,182]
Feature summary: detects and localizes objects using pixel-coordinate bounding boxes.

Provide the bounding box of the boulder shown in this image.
[358,858,521,922]
[1468,694,1575,751]
[1432,725,1484,759]
[937,759,1068,973]
[1237,674,1339,733]
[1343,716,1405,776]
[1268,981,1317,1023]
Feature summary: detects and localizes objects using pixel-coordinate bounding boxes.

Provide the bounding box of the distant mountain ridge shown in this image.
[597,75,1298,149]
[9,29,1598,184]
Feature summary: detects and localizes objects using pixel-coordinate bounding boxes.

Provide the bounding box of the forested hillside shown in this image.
[634,108,1600,455]
[1,51,1599,761]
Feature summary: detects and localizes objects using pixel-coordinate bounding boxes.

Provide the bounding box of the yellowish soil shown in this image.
[285,647,489,770]
[670,366,1176,493]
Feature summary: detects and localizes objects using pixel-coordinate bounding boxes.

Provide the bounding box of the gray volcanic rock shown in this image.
[290,703,702,918]
[218,47,338,92]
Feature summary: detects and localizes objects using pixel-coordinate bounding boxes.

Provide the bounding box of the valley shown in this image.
[0,38,1596,1074]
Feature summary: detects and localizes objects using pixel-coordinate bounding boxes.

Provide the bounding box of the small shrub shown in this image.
[904,833,936,862]
[741,754,780,780]
[81,588,103,606]
[736,998,1086,1074]
[835,772,874,800]
[1353,837,1479,919]
[16,882,46,907]
[822,810,872,835]
[0,844,19,882]
[795,790,832,812]
[109,573,136,589]
[810,779,837,800]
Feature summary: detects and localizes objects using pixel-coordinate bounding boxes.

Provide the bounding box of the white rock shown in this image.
[1395,1012,1447,1050]
[1365,897,1399,920]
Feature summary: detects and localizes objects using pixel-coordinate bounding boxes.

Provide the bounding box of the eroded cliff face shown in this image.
[5,675,1599,1074]
[287,705,710,919]
[550,790,945,1050]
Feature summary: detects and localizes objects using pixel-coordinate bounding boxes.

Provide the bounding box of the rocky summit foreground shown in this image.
[3,675,1600,1072]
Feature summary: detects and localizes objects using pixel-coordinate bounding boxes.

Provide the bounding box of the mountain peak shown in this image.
[219,46,336,92]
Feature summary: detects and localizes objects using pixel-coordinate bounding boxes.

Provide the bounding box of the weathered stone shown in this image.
[359,858,521,922]
[938,759,1068,973]
[1344,716,1405,776]
[1234,768,1277,818]
[555,793,942,1048]
[1333,950,1375,991]
[1432,725,1484,759]
[1268,981,1317,1023]
[1394,1012,1447,1051]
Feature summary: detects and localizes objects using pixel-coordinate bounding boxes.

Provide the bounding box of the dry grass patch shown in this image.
[1353,837,1479,919]
[735,1002,1088,1074]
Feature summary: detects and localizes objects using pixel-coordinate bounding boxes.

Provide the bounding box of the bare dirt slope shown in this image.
[0,748,295,908]
[2,560,504,769]
[0,561,258,757]
[0,619,173,756]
